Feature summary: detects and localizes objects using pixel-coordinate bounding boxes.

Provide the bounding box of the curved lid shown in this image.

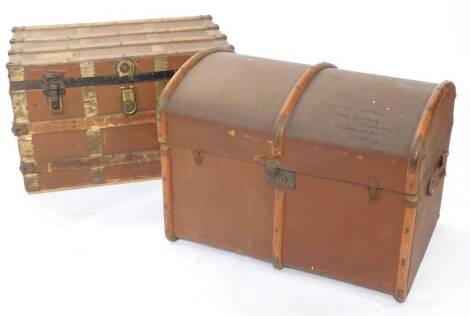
[162,52,443,194]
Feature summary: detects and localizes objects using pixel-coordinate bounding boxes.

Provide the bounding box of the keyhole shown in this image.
[278,174,288,185]
[120,63,130,73]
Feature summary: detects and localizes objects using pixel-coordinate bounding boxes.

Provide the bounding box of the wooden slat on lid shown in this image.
[9,40,232,66]
[12,15,212,33]
[8,16,231,67]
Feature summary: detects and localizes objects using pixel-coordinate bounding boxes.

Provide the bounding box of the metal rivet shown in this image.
[405,228,410,234]
[120,62,130,73]
[401,259,406,266]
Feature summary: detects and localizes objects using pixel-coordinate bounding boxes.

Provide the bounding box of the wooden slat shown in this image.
[12,15,212,31]
[161,144,177,241]
[21,149,161,174]
[272,188,285,269]
[14,111,156,135]
[12,25,219,44]
[8,41,233,66]
[10,32,226,55]
[12,17,215,43]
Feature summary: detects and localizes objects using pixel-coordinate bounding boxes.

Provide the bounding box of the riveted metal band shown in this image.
[17,134,39,192]
[11,91,29,123]
[271,62,336,270]
[80,62,99,118]
[8,66,25,82]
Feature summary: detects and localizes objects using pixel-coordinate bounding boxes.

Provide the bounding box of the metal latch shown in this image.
[121,86,138,116]
[427,150,448,196]
[43,72,65,113]
[265,158,296,189]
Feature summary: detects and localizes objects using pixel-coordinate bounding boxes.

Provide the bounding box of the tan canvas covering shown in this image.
[158,50,456,302]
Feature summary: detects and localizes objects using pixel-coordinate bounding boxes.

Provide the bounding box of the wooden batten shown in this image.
[12,111,157,136]
[269,63,336,269]
[394,81,457,302]
[160,144,177,241]
[12,15,213,32]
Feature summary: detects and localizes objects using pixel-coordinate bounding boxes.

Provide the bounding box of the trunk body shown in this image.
[158,51,456,302]
[8,15,232,192]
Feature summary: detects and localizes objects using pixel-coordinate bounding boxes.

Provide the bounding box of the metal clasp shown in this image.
[121,86,137,116]
[43,72,65,113]
[265,158,296,189]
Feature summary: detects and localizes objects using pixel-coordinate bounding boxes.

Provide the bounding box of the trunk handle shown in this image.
[427,150,448,196]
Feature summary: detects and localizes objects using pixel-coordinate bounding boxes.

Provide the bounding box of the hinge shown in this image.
[427,150,448,196]
[43,72,65,114]
[367,178,381,203]
[265,158,296,189]
[192,150,203,166]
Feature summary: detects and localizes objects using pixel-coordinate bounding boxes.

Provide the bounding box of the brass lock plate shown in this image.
[121,86,137,115]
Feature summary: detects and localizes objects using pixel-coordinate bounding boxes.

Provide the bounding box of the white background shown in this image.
[1,1,469,315]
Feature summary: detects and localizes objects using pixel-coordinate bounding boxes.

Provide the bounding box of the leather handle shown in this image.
[427,150,448,196]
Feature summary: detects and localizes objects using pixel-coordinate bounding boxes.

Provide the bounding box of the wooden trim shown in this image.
[394,81,456,302]
[12,15,212,32]
[272,188,286,269]
[20,149,161,174]
[407,81,456,194]
[8,45,233,67]
[161,144,177,241]
[26,176,160,194]
[394,197,418,303]
[9,34,227,55]
[157,47,235,143]
[270,63,336,269]
[12,111,156,136]
[11,25,220,44]
[272,63,336,156]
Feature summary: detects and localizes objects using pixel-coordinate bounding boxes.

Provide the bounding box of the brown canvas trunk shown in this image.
[7,15,232,192]
[158,49,456,302]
